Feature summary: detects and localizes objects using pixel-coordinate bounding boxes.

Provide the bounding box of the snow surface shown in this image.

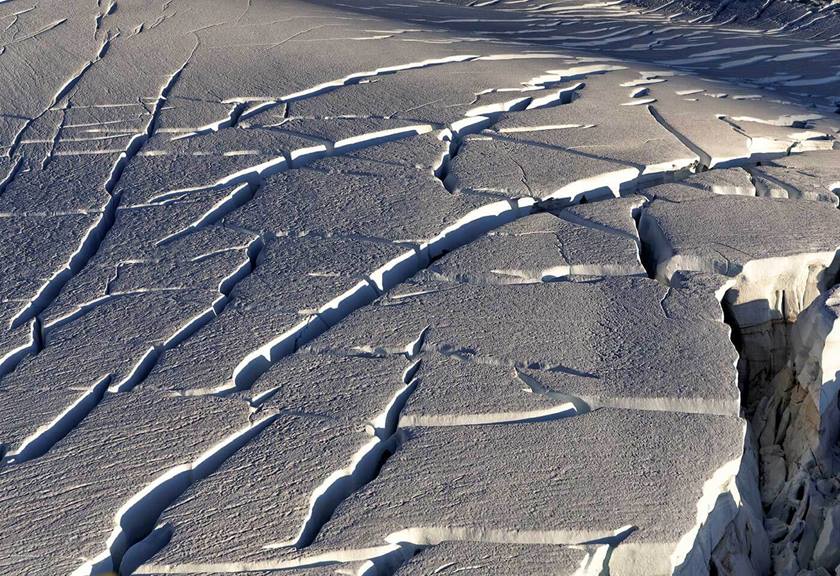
[0,0,839,574]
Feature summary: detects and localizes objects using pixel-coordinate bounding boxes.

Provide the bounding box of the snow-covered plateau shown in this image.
[0,0,839,574]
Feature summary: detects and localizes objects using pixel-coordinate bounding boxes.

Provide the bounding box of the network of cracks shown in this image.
[1,0,840,575]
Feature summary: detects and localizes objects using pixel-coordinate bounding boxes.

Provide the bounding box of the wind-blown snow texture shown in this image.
[0,1,839,575]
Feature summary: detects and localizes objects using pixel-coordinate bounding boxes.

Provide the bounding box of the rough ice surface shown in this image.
[0,0,839,575]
